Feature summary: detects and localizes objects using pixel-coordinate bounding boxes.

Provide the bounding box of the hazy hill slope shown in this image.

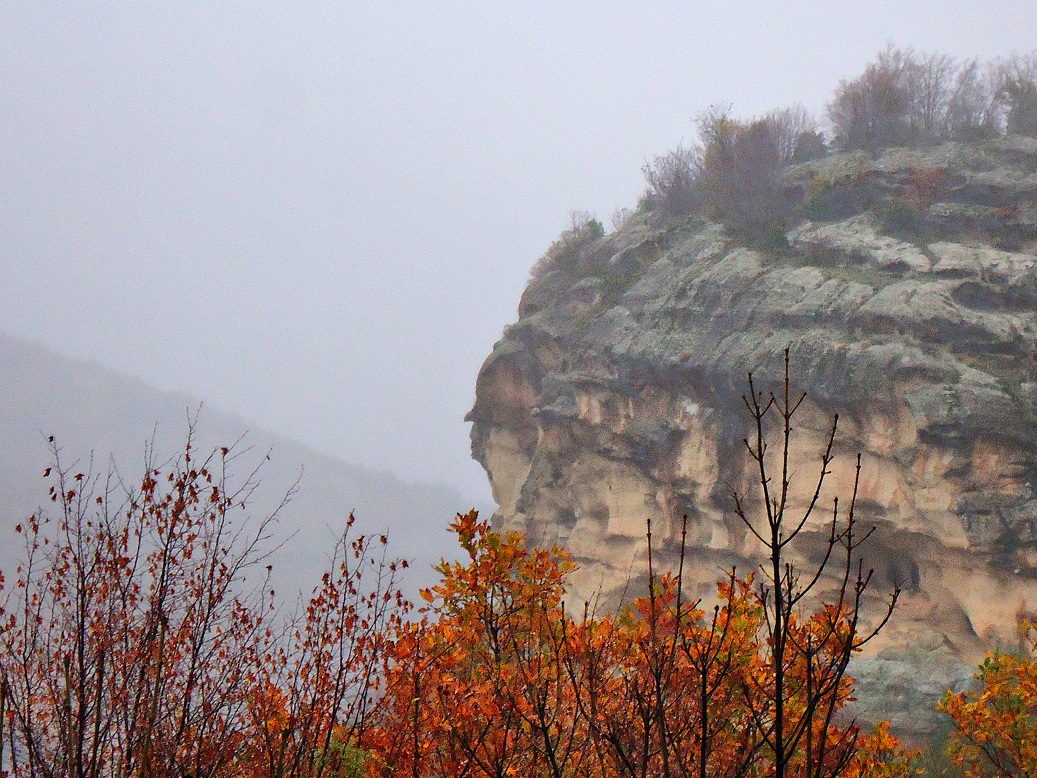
[0,332,469,594]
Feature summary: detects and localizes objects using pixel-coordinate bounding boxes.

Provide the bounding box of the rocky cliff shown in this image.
[468,136,1037,735]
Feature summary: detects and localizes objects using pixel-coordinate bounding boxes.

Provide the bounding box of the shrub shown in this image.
[903,166,949,212]
[790,129,829,162]
[874,166,949,236]
[875,195,920,234]
[696,106,804,249]
[641,144,700,218]
[529,210,604,279]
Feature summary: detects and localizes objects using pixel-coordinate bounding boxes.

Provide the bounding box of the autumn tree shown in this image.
[566,555,764,778]
[239,515,408,778]
[938,618,1037,778]
[0,431,406,778]
[828,46,921,151]
[694,104,814,248]
[368,510,585,778]
[0,437,274,777]
[677,571,765,778]
[946,58,1003,141]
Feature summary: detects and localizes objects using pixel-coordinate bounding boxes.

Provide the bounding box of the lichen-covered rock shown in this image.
[468,139,1037,738]
[789,214,933,271]
[849,642,977,740]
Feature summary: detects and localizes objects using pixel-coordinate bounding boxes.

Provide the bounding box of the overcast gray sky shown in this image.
[2,2,1035,502]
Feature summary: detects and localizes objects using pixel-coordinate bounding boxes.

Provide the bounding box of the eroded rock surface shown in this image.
[469,138,1037,736]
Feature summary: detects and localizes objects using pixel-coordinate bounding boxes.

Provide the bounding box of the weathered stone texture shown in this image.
[469,138,1037,735]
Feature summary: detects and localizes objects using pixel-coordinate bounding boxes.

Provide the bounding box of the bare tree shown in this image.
[734,350,901,778]
[947,58,1003,141]
[764,105,819,164]
[641,144,700,219]
[906,51,957,142]
[828,46,917,151]
[610,207,633,232]
[999,53,1037,137]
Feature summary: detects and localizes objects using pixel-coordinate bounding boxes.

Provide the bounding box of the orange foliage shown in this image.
[0,437,915,778]
[365,511,914,778]
[367,510,582,777]
[0,436,406,778]
[846,722,919,778]
[938,620,1037,778]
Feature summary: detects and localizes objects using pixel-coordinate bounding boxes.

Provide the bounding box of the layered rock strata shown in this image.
[469,137,1037,735]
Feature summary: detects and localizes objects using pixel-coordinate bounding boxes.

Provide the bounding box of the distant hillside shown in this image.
[0,332,472,595]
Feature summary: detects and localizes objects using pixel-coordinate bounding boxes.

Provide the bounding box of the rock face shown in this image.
[468,137,1037,736]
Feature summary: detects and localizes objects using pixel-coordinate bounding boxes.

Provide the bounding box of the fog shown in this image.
[2,2,1034,502]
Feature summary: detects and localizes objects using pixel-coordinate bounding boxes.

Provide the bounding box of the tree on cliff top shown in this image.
[828,46,1037,150]
[639,104,817,247]
[1001,53,1037,137]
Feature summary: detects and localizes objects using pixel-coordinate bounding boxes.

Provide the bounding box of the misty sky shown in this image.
[2,3,1035,502]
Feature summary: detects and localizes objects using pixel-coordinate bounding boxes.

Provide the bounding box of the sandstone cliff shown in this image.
[468,136,1037,735]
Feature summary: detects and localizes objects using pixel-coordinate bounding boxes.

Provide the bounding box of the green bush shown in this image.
[529,211,604,279]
